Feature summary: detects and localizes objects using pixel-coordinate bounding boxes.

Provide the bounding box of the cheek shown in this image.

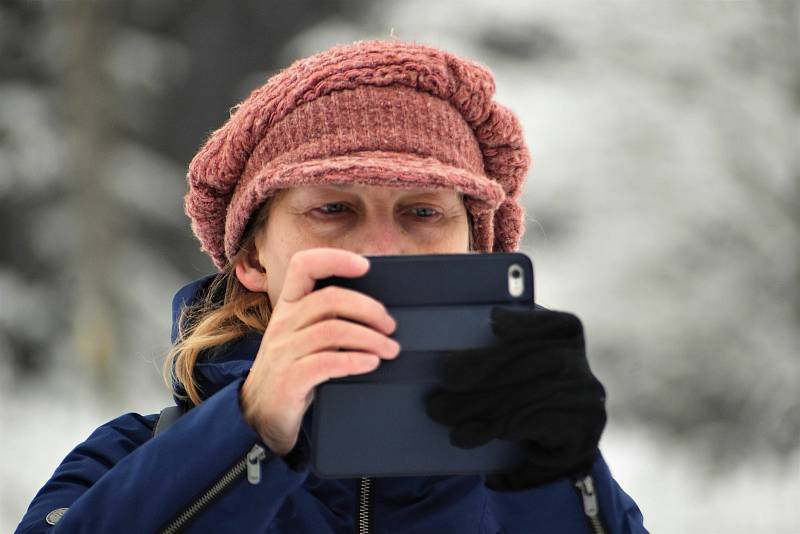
[266,267,284,306]
[260,224,296,304]
[260,243,281,304]
[444,215,472,251]
[415,219,471,254]
[262,221,328,302]
[442,230,471,253]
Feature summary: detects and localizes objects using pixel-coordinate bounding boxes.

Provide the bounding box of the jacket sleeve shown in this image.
[14,378,311,534]
[483,450,648,534]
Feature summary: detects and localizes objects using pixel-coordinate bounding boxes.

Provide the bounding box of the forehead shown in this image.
[280,183,462,200]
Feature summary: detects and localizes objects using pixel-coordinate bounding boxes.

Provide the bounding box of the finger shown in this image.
[494,392,607,446]
[440,311,585,391]
[291,350,382,390]
[449,421,495,449]
[439,347,512,391]
[292,319,400,361]
[427,377,595,428]
[441,343,584,392]
[425,388,512,427]
[438,346,516,391]
[279,248,370,304]
[496,405,573,447]
[490,308,584,343]
[289,285,396,336]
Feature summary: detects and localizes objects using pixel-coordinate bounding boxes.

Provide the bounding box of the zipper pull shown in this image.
[246,444,267,485]
[575,474,599,517]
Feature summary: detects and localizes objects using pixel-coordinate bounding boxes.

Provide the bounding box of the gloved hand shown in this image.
[424,307,607,491]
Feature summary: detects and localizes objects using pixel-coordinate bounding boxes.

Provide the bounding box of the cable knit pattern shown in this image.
[185,39,531,270]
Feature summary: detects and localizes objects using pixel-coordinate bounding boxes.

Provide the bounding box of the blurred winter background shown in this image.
[1,0,798,532]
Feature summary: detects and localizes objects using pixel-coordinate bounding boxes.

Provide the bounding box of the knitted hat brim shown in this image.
[223,150,508,266]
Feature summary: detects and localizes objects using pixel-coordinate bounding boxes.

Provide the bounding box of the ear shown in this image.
[234,244,268,293]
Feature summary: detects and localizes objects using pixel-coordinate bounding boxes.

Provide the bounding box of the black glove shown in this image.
[424,307,607,491]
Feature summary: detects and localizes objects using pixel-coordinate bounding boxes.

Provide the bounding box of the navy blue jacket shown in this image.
[16,274,648,533]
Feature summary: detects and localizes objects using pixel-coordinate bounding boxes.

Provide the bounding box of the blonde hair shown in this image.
[162,196,276,407]
[164,191,475,407]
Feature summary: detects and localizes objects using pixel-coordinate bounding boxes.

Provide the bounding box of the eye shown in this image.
[314,203,351,216]
[412,207,438,218]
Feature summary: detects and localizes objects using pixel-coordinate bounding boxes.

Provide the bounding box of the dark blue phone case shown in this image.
[310,252,536,478]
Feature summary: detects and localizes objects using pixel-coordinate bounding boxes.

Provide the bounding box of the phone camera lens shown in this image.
[507,264,525,298]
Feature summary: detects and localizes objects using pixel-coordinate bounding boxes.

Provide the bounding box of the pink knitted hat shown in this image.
[185,39,531,271]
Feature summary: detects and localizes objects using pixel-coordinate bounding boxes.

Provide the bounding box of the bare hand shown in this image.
[239,248,400,456]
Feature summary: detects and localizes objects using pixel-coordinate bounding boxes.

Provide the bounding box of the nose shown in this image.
[353,220,410,256]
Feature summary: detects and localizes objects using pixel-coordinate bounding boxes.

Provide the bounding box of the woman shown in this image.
[16,40,647,533]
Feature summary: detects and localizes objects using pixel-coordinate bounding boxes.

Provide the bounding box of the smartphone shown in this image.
[309,252,537,478]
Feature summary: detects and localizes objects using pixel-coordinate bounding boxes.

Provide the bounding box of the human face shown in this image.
[254,184,471,305]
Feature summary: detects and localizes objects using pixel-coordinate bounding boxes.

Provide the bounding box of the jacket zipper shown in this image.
[160,444,267,534]
[357,476,373,533]
[575,474,606,534]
